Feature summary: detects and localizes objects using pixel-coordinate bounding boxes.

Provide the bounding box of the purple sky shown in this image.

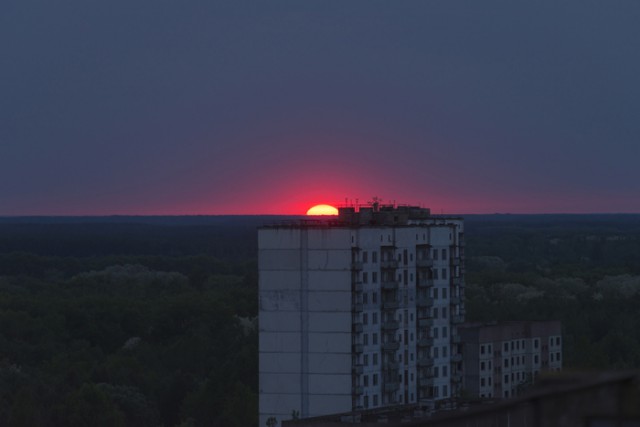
[2,1,639,215]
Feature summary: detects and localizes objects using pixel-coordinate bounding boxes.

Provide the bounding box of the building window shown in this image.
[443,366,448,377]
[442,307,448,319]
[442,268,447,279]
[364,396,368,408]
[481,378,485,387]
[534,355,539,364]
[373,374,378,385]
[433,249,439,260]
[504,375,509,384]
[363,313,368,324]
[481,345,485,355]
[433,307,438,319]
[442,248,447,260]
[443,385,448,397]
[556,337,561,346]
[364,355,369,366]
[373,292,378,303]
[363,293,368,304]
[481,361,485,371]
[442,288,447,298]
[443,346,448,357]
[373,312,378,324]
[504,342,509,352]
[434,366,439,377]
[363,334,368,345]
[442,327,448,338]
[363,251,368,263]
[363,272,368,283]
[364,375,369,386]
[373,395,378,406]
[434,347,439,358]
[434,269,439,280]
[372,252,377,263]
[373,333,378,345]
[372,272,378,283]
[504,359,509,367]
[373,353,378,365]
[434,327,439,338]
[433,288,439,299]
[534,339,539,349]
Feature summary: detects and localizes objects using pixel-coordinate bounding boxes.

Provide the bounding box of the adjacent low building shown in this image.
[458,321,562,399]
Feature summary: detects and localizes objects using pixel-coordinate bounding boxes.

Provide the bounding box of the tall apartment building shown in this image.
[258,204,465,426]
[459,321,562,399]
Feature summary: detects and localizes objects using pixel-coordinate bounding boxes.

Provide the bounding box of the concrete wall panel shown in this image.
[308,332,351,353]
[259,270,300,291]
[307,291,351,312]
[259,290,300,311]
[308,353,351,374]
[307,249,351,270]
[259,249,301,270]
[307,229,351,249]
[259,312,301,332]
[309,312,352,332]
[308,373,351,394]
[308,271,350,291]
[260,372,301,394]
[259,352,302,374]
[260,332,301,353]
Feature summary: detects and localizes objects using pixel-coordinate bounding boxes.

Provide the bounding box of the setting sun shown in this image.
[306,204,339,216]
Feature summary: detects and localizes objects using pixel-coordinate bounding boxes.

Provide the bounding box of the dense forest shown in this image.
[0,214,640,426]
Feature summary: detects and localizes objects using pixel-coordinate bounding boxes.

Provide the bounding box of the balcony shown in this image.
[418,357,434,367]
[452,277,463,287]
[452,335,461,344]
[382,299,400,310]
[382,342,400,352]
[452,373,463,383]
[381,260,399,269]
[450,296,461,305]
[417,278,434,288]
[382,320,400,331]
[353,344,363,353]
[353,385,364,395]
[383,361,400,371]
[416,297,434,308]
[351,261,363,270]
[352,303,363,312]
[353,364,364,375]
[417,337,434,347]
[452,315,464,324]
[381,280,399,290]
[450,258,461,267]
[353,282,363,292]
[416,258,434,268]
[383,382,400,392]
[418,375,434,385]
[353,322,363,333]
[451,353,463,363]
[418,318,434,328]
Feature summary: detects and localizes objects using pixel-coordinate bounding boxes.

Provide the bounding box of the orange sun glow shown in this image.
[306,204,339,216]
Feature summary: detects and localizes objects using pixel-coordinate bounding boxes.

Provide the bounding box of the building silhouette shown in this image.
[258,203,465,426]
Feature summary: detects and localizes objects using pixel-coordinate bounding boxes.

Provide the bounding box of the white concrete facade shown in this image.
[259,206,465,426]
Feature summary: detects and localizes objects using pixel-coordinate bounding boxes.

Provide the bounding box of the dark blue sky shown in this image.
[2,1,639,214]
